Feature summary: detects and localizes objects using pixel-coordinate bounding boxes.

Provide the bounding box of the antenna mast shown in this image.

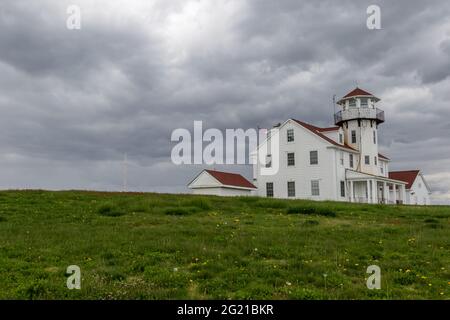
[123,153,128,192]
[333,94,336,116]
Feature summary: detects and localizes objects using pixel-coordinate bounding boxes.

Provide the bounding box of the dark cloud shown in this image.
[0,0,449,203]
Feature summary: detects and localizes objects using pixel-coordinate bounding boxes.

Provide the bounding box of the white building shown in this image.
[389,170,432,205]
[188,169,256,196]
[188,88,432,205]
[253,88,431,205]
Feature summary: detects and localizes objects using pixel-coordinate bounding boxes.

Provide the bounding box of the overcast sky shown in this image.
[0,0,449,203]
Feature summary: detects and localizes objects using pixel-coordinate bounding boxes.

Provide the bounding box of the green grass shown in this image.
[0,190,448,300]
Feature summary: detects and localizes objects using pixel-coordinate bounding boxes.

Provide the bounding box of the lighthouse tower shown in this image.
[334,88,385,175]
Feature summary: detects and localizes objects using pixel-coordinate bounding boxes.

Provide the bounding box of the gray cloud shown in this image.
[0,0,449,203]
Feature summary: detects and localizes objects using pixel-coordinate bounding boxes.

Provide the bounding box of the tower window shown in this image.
[310,150,318,165]
[373,131,377,144]
[349,99,356,108]
[351,130,356,144]
[287,152,295,166]
[349,154,354,168]
[287,129,294,142]
[360,98,368,108]
[340,152,344,165]
[266,182,274,197]
[339,133,343,144]
[374,156,377,165]
[287,181,295,197]
[365,155,370,165]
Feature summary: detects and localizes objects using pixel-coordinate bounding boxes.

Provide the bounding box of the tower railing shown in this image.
[334,108,385,126]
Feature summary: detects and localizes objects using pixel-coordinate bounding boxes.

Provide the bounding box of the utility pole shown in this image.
[123,153,128,192]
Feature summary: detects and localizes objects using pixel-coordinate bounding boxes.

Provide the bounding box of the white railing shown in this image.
[335,108,384,125]
[354,197,369,203]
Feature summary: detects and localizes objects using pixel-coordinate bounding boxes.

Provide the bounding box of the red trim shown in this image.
[292,119,355,151]
[205,170,256,189]
[343,87,375,98]
[378,153,390,160]
[317,126,339,132]
[388,170,420,189]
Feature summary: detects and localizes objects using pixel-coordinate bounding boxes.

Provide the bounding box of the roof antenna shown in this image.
[332,94,336,115]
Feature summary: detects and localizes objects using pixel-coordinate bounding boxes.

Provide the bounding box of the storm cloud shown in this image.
[0,0,449,203]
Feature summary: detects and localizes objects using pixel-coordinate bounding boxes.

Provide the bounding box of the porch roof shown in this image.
[345,169,407,185]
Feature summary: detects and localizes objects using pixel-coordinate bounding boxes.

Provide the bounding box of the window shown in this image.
[373,131,377,144]
[374,156,377,165]
[365,155,370,165]
[266,182,274,197]
[349,99,356,108]
[339,133,343,144]
[287,129,294,142]
[311,180,320,196]
[351,130,356,144]
[265,154,272,168]
[287,152,295,166]
[310,150,318,165]
[380,165,384,174]
[340,152,344,165]
[340,181,346,197]
[360,98,368,108]
[287,181,295,197]
[349,154,354,168]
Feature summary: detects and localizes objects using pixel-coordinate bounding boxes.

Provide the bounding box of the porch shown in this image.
[346,170,407,204]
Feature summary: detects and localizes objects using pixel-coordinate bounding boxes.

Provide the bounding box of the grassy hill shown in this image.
[0,190,448,299]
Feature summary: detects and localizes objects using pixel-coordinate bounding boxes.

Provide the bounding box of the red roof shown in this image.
[343,87,375,98]
[388,170,420,189]
[292,120,390,159]
[292,119,355,152]
[338,87,379,104]
[317,126,339,132]
[205,170,256,189]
